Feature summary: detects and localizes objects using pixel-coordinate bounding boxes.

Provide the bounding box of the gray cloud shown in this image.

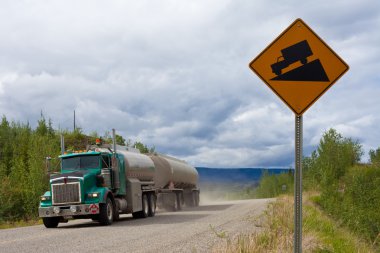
[1,0,380,167]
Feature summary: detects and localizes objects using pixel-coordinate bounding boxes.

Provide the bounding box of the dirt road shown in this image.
[0,198,273,253]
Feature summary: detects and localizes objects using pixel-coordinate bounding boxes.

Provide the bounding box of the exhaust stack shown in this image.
[60,134,65,155]
[112,129,120,189]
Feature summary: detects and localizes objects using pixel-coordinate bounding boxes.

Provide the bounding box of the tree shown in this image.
[36,114,48,136]
[0,114,158,223]
[369,148,380,167]
[115,135,126,146]
[0,116,12,176]
[315,128,362,185]
[133,141,155,154]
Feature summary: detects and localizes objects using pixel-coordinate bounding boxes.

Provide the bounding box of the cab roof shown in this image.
[59,151,101,158]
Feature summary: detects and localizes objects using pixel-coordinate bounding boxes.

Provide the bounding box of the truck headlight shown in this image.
[40,196,51,201]
[87,192,99,198]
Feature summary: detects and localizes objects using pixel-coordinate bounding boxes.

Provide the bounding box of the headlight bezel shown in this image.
[87,192,100,198]
[40,195,51,201]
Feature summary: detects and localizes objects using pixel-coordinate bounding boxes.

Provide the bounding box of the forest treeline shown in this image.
[0,115,152,222]
[255,128,380,247]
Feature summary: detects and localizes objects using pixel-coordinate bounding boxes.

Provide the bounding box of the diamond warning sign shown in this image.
[249,18,349,115]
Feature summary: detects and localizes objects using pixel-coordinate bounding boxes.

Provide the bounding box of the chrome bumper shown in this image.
[39,203,99,217]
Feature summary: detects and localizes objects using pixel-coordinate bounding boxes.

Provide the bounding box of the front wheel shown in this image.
[43,217,60,228]
[99,197,114,225]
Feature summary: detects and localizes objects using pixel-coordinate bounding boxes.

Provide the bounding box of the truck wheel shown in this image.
[132,194,149,219]
[194,191,200,207]
[113,201,120,221]
[99,197,114,225]
[43,217,60,228]
[184,192,195,207]
[142,194,149,217]
[175,192,182,211]
[148,193,156,217]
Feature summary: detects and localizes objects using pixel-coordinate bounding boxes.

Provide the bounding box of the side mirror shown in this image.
[45,157,52,173]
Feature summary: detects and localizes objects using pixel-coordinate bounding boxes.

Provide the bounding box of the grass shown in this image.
[0,219,42,229]
[212,193,377,253]
[303,193,376,253]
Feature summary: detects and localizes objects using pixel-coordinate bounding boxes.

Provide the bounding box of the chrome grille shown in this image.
[52,182,81,205]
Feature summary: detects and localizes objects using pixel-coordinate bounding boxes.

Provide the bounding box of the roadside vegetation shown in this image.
[214,194,376,253]
[0,115,152,226]
[218,128,379,252]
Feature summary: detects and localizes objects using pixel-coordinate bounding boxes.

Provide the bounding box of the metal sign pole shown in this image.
[249,18,349,253]
[294,115,303,252]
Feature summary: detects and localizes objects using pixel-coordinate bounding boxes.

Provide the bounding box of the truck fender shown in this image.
[101,190,114,204]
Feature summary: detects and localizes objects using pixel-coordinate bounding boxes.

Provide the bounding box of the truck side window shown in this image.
[101,155,110,169]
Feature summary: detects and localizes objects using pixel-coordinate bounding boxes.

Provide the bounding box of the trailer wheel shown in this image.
[175,192,182,211]
[194,191,200,207]
[148,193,156,217]
[99,197,114,225]
[43,217,59,228]
[184,192,195,207]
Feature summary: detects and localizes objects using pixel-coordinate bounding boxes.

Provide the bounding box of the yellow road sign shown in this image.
[249,18,349,115]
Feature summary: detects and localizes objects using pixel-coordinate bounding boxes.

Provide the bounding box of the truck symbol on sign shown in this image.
[271,40,313,76]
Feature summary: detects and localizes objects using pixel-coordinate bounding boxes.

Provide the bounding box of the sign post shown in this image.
[294,115,303,252]
[249,19,349,252]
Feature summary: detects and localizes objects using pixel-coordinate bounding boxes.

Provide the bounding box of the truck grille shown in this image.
[52,182,81,205]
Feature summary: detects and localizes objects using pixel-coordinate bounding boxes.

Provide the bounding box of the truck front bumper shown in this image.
[39,203,100,218]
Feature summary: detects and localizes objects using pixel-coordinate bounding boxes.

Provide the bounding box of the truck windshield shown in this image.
[62,156,99,170]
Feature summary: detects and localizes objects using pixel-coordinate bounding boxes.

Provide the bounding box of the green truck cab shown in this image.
[39,149,127,228]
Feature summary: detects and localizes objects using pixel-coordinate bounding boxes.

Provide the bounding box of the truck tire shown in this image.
[132,194,149,219]
[172,194,179,211]
[113,201,120,221]
[184,192,195,207]
[148,193,156,217]
[175,192,182,211]
[99,197,114,225]
[194,191,200,207]
[43,217,59,228]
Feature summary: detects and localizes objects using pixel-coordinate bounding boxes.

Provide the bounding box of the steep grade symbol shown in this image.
[270,40,329,82]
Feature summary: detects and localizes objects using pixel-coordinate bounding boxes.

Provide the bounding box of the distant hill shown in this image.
[195,167,293,200]
[196,167,292,184]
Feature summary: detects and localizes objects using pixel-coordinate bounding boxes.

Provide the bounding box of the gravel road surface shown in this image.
[0,198,273,253]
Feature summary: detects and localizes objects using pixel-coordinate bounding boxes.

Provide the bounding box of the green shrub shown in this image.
[341,165,380,243]
[255,171,294,198]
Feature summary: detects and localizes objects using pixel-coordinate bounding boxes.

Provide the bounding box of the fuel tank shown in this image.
[149,154,198,189]
[117,149,198,189]
[117,149,155,182]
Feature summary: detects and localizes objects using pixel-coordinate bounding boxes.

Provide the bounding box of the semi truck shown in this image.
[271,40,313,76]
[38,130,199,228]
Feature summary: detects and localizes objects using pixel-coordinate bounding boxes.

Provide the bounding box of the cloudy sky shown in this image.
[1,0,379,167]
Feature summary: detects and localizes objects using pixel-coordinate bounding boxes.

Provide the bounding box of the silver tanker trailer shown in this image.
[39,130,200,227]
[150,153,200,210]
